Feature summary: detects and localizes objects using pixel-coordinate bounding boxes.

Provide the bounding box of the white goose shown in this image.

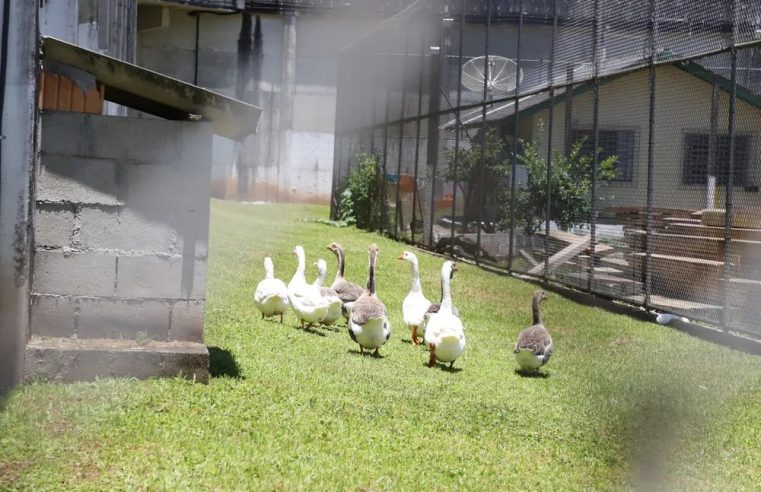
[424,261,466,368]
[397,251,432,345]
[253,256,290,322]
[348,243,391,356]
[287,246,330,329]
[313,258,343,325]
[514,290,553,372]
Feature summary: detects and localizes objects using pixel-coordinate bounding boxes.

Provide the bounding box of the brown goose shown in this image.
[348,244,390,356]
[327,242,364,320]
[514,290,553,371]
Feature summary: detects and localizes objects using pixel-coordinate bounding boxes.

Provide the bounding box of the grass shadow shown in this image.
[301,326,327,337]
[424,362,463,373]
[346,348,385,358]
[208,346,243,379]
[514,368,551,379]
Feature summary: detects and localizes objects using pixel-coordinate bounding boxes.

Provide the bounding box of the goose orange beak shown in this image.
[397,253,405,260]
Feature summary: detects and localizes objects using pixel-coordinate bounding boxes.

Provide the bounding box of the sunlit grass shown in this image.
[1,200,761,490]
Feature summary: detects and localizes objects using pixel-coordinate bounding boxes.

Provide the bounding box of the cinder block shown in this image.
[34,206,74,248]
[77,207,208,256]
[33,250,115,296]
[29,294,76,338]
[116,255,207,299]
[37,154,123,206]
[170,300,205,342]
[174,210,210,257]
[42,112,184,164]
[41,111,88,156]
[122,164,209,211]
[87,116,182,164]
[77,298,170,341]
[79,207,178,253]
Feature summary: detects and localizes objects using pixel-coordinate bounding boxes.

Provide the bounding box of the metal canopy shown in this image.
[41,36,261,140]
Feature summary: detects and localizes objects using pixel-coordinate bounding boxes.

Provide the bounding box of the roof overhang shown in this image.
[41,36,261,140]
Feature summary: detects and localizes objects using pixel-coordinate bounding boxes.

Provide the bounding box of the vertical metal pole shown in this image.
[507,0,524,271]
[370,83,378,152]
[395,28,411,238]
[412,32,426,245]
[427,21,444,248]
[644,0,658,308]
[707,78,720,209]
[475,0,493,266]
[381,78,391,234]
[544,0,558,280]
[588,0,600,293]
[450,0,466,251]
[194,13,200,85]
[722,1,738,330]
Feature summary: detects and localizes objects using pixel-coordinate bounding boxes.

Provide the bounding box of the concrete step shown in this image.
[25,337,209,383]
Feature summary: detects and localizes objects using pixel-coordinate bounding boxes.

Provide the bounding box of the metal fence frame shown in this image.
[331,0,761,338]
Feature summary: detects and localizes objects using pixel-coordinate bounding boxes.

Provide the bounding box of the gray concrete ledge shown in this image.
[24,337,209,383]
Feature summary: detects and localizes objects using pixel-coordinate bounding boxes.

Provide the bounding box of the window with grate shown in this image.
[682,133,749,186]
[570,129,635,182]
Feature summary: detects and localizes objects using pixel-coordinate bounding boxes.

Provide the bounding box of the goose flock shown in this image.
[254,242,553,372]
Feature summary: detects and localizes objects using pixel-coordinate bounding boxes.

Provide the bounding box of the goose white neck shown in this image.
[264,257,275,279]
[314,261,327,286]
[440,264,453,313]
[408,258,422,293]
[293,248,307,283]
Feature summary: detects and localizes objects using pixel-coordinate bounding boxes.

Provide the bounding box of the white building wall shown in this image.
[530,65,761,211]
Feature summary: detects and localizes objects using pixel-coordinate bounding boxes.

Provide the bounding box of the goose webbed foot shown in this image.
[373,348,380,358]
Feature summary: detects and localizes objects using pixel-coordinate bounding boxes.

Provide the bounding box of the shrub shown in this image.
[505,122,619,235]
[338,151,382,230]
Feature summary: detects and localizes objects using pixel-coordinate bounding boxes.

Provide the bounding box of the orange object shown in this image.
[398,175,416,193]
[39,70,104,114]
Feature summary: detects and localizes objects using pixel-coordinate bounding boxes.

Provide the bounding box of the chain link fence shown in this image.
[331,0,761,338]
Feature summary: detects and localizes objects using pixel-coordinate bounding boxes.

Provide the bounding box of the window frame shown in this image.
[681,132,751,187]
[569,127,637,183]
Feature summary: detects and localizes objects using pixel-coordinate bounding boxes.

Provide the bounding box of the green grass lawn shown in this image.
[2,200,761,490]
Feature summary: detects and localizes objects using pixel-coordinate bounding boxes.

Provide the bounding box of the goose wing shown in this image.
[350,296,387,325]
[514,324,552,356]
[332,279,364,304]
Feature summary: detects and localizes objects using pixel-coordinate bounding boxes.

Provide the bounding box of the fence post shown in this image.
[395,28,411,239]
[412,31,426,245]
[425,20,443,248]
[588,0,600,293]
[449,0,466,253]
[644,0,658,308]
[381,70,391,235]
[544,0,558,280]
[475,0,493,266]
[722,1,738,331]
[507,0,524,272]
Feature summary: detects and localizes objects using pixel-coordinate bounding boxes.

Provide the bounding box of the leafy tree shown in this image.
[443,128,511,223]
[338,151,382,230]
[507,123,619,235]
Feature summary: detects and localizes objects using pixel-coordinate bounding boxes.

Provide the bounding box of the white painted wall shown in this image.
[528,65,761,211]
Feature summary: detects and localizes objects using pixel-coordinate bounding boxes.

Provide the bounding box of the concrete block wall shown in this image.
[26,111,211,382]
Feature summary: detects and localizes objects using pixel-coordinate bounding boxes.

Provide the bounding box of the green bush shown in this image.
[338,151,382,230]
[506,123,619,235]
